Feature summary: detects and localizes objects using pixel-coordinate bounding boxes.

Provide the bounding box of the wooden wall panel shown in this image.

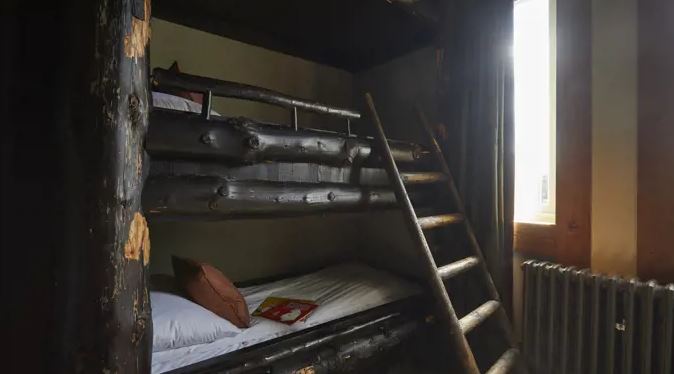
[514,223,556,260]
[591,0,638,278]
[553,0,592,268]
[637,1,674,283]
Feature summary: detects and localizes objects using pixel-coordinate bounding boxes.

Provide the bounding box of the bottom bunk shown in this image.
[152,263,433,374]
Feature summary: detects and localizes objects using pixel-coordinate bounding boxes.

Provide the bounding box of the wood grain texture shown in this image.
[554,0,592,268]
[514,223,556,260]
[637,1,674,283]
[58,0,153,371]
[590,0,638,278]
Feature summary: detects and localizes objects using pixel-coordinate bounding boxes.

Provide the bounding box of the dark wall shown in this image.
[1,4,69,372]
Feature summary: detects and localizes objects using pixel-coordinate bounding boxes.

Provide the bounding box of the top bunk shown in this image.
[145,68,444,220]
[152,0,443,72]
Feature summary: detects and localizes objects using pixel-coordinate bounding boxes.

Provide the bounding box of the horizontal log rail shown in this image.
[143,177,399,219]
[148,109,425,166]
[153,68,361,120]
[151,160,445,188]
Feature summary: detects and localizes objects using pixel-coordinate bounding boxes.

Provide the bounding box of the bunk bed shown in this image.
[4,1,515,373]
[151,263,431,373]
[145,69,441,373]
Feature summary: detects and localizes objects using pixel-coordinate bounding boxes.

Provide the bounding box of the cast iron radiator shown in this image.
[522,260,674,374]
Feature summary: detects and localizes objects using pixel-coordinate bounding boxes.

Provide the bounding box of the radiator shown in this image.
[522,260,674,374]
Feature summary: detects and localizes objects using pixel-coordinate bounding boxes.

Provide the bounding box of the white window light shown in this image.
[514,0,556,224]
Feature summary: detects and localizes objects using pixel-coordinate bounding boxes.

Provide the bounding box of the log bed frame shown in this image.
[1,1,447,372]
[145,68,439,220]
[4,1,516,373]
[144,62,437,371]
[164,296,433,374]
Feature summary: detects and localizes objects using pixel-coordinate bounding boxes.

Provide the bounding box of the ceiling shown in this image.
[153,0,442,72]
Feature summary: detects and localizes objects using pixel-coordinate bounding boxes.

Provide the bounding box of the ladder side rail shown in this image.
[416,106,517,347]
[366,94,480,374]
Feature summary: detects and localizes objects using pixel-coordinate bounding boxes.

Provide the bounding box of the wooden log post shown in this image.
[2,1,153,371]
[57,0,153,372]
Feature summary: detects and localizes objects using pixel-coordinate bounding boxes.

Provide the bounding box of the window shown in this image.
[514,0,556,224]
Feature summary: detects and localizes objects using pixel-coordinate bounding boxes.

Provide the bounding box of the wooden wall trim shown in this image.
[637,1,674,283]
[590,0,638,277]
[514,223,556,259]
[552,0,592,268]
[516,0,592,266]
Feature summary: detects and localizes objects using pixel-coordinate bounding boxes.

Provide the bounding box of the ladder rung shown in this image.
[459,300,500,334]
[486,348,519,374]
[418,213,464,230]
[400,172,447,185]
[438,256,479,280]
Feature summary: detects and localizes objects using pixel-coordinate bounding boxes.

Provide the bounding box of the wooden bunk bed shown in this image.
[146,69,441,373]
[146,68,439,220]
[1,1,516,373]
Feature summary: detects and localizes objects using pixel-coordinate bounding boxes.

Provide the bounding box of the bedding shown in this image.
[172,256,250,328]
[152,292,240,352]
[153,92,204,113]
[151,262,421,373]
[152,92,220,116]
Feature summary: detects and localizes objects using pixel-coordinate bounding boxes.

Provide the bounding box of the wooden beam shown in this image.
[147,109,425,165]
[143,177,398,219]
[54,0,152,371]
[153,68,361,119]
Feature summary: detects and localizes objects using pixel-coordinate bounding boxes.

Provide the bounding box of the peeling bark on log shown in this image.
[3,1,152,372]
[55,0,153,372]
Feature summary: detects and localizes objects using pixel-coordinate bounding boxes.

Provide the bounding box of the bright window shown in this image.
[514,0,556,224]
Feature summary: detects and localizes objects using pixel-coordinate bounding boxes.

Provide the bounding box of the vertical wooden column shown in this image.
[590,0,638,277]
[3,0,151,372]
[637,1,674,284]
[57,0,153,371]
[555,0,592,268]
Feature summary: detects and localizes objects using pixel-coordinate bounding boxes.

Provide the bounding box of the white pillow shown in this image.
[151,291,240,352]
[152,91,219,115]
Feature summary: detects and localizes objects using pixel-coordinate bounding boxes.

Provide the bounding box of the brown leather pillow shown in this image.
[172,256,250,328]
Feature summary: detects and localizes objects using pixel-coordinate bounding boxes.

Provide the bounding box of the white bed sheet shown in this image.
[151,262,421,373]
[152,91,220,116]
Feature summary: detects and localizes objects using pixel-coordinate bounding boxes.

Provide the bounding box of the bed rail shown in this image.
[165,297,431,374]
[153,68,360,133]
[143,177,398,219]
[147,110,424,166]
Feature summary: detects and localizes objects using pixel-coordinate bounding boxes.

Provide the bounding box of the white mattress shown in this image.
[152,262,421,373]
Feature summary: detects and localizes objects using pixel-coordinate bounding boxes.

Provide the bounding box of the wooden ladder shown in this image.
[365,93,519,374]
